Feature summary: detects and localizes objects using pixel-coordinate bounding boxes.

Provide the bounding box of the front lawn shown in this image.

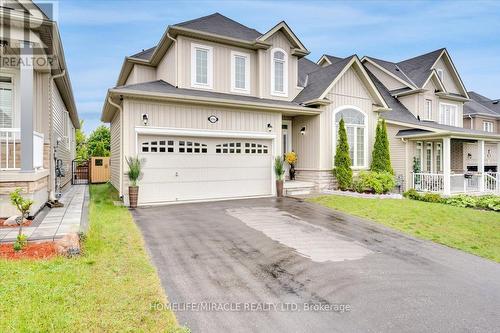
[0,184,186,332]
[309,195,500,262]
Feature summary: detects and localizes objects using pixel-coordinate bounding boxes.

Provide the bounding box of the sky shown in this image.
[54,0,500,134]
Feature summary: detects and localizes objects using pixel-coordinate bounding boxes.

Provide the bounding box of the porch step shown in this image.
[284,181,316,196]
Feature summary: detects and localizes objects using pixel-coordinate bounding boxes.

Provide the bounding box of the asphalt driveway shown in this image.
[133,197,500,333]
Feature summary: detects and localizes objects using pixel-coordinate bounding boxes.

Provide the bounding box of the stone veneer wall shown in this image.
[0,175,49,218]
[295,169,335,192]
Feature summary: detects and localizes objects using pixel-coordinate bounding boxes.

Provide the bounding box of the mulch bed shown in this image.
[0,219,32,228]
[0,242,57,260]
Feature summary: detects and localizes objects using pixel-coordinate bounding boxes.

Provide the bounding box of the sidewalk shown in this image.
[0,185,89,243]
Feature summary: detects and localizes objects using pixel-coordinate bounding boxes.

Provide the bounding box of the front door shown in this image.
[282,120,292,179]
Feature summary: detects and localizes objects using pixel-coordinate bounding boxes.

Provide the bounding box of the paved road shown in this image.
[133,197,500,333]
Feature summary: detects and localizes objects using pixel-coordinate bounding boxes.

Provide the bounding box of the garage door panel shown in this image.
[138,135,273,204]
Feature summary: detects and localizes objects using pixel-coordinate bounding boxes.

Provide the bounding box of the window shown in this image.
[425,99,432,120]
[215,142,269,154]
[425,142,433,172]
[271,48,288,96]
[141,140,174,153]
[179,140,208,153]
[231,52,250,93]
[436,68,444,81]
[435,143,442,173]
[439,103,458,126]
[415,142,423,171]
[483,121,493,133]
[334,108,366,168]
[191,43,213,89]
[95,159,103,166]
[0,75,13,128]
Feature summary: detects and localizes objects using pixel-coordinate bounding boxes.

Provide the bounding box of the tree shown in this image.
[87,125,111,157]
[76,120,88,160]
[10,188,33,251]
[333,118,352,190]
[370,119,393,174]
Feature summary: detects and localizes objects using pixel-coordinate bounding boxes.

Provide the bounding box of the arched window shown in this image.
[334,108,367,168]
[271,48,287,96]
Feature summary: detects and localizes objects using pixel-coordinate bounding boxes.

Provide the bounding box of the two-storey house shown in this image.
[101,13,500,205]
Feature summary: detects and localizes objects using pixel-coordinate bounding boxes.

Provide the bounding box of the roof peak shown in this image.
[397,48,445,65]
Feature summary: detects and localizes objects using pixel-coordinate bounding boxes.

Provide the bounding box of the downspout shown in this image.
[107,97,123,197]
[48,70,66,201]
[468,114,473,129]
[166,32,178,87]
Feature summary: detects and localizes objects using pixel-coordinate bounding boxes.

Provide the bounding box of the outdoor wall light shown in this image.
[300,127,306,135]
[142,113,149,126]
[267,123,273,132]
[467,153,472,159]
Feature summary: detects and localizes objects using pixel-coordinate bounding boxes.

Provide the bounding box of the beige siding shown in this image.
[121,98,282,189]
[176,36,259,96]
[110,110,121,191]
[386,124,410,180]
[364,61,407,91]
[157,44,176,85]
[126,64,156,85]
[433,57,461,94]
[34,71,50,138]
[292,114,321,169]
[51,81,73,187]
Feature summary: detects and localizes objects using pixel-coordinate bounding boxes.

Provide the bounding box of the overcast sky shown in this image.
[55,0,500,133]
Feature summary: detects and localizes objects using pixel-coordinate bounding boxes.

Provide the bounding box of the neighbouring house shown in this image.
[0,0,79,217]
[462,91,500,172]
[101,13,500,206]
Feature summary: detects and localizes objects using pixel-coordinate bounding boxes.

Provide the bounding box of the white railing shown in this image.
[412,173,444,192]
[33,131,44,169]
[0,128,45,170]
[450,173,481,193]
[0,128,20,170]
[485,172,499,194]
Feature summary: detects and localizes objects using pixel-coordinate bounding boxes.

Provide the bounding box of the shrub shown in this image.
[422,193,444,203]
[476,195,500,211]
[445,195,477,208]
[403,188,420,200]
[405,190,500,212]
[333,118,352,190]
[357,171,396,194]
[370,119,393,174]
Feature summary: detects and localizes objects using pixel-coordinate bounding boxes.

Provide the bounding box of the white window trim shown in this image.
[0,71,17,129]
[424,99,433,120]
[483,121,493,133]
[425,142,433,173]
[270,47,288,97]
[230,51,250,94]
[190,43,213,89]
[416,141,423,171]
[435,142,442,173]
[436,68,444,81]
[332,106,368,170]
[439,102,458,126]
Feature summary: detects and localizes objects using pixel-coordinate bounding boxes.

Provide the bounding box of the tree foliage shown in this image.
[10,188,33,239]
[333,118,352,190]
[76,120,88,160]
[370,119,393,174]
[87,125,111,157]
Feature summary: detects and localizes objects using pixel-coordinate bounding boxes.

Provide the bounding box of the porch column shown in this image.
[443,137,451,195]
[478,140,485,192]
[20,41,34,172]
[497,143,500,192]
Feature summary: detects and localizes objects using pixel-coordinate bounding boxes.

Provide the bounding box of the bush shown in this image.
[422,193,444,203]
[404,190,500,212]
[370,119,393,174]
[445,195,477,208]
[333,118,352,190]
[476,195,500,211]
[356,171,396,194]
[403,188,420,200]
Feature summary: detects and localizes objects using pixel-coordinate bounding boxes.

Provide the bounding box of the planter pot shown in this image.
[276,180,284,197]
[289,164,296,180]
[129,186,139,208]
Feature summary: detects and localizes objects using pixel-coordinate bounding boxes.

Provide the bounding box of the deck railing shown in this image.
[412,173,444,193]
[485,172,499,194]
[0,128,44,170]
[413,172,499,195]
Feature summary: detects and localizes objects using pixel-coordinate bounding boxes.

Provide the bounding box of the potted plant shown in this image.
[274,156,285,197]
[285,151,297,180]
[126,156,142,208]
[9,188,33,251]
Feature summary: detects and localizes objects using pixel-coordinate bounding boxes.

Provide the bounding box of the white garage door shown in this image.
[138,136,273,204]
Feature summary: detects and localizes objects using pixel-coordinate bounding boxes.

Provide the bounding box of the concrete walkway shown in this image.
[0,185,89,243]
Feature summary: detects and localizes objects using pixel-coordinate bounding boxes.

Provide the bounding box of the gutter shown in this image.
[48,70,66,201]
[107,97,124,197]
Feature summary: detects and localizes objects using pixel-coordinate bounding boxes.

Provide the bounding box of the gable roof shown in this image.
[257,21,309,55]
[465,91,500,117]
[363,56,416,88]
[173,12,262,42]
[317,54,343,67]
[130,46,156,61]
[397,48,444,88]
[294,55,388,109]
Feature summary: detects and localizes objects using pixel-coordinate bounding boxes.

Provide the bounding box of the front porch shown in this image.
[409,136,500,195]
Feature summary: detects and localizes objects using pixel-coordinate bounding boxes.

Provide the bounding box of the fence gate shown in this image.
[72,159,90,185]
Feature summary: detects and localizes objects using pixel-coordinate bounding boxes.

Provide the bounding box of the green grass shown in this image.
[0,184,187,332]
[308,195,500,262]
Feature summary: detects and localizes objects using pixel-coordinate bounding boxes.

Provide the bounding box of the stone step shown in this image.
[284,181,316,196]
